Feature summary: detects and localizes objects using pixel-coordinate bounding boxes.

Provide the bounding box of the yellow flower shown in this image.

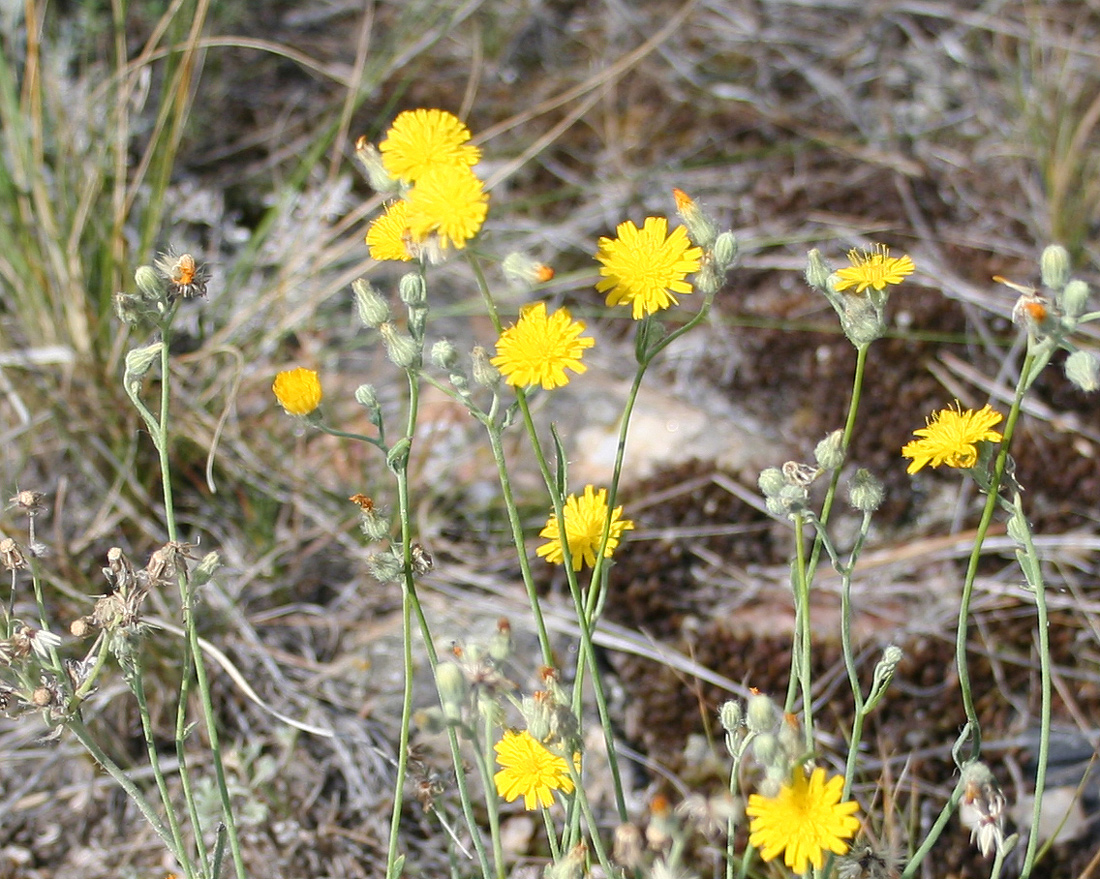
[746,767,861,874]
[366,200,415,262]
[595,217,703,319]
[833,243,915,293]
[272,367,322,416]
[378,108,481,183]
[901,402,1003,475]
[536,485,634,571]
[406,165,489,251]
[491,302,594,389]
[494,730,575,810]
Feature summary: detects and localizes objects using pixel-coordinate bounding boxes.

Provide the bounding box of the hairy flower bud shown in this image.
[399,273,426,307]
[378,322,421,370]
[134,265,163,300]
[353,278,391,327]
[1065,349,1099,392]
[1040,244,1070,291]
[713,231,739,272]
[805,249,832,290]
[1060,279,1091,323]
[814,430,845,471]
[848,468,885,513]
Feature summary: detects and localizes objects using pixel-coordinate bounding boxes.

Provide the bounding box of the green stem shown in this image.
[955,353,1034,762]
[384,368,496,879]
[481,408,554,666]
[1009,491,1050,879]
[129,657,195,879]
[153,324,246,879]
[790,514,813,746]
[67,716,178,855]
[900,779,966,878]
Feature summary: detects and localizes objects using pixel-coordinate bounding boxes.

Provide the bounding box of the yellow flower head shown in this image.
[491,302,595,390]
[595,217,703,319]
[366,200,415,262]
[494,730,575,810]
[901,402,1004,475]
[272,367,322,416]
[378,108,481,183]
[536,485,634,571]
[746,766,861,874]
[833,243,915,293]
[406,165,489,251]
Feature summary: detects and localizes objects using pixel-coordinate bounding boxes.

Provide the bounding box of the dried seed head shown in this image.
[9,491,45,516]
[0,538,26,570]
[612,823,645,869]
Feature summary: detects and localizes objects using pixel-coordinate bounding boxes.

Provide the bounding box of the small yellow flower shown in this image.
[595,217,703,319]
[901,402,1004,475]
[366,200,415,262]
[491,302,594,390]
[378,108,481,183]
[536,485,634,571]
[494,730,575,810]
[746,766,861,874]
[272,367,322,416]
[833,243,915,293]
[406,165,489,251]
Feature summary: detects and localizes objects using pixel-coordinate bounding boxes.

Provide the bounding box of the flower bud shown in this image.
[672,188,718,249]
[805,249,832,290]
[1040,244,1070,291]
[431,339,458,370]
[1060,279,1091,322]
[848,468,885,513]
[134,265,163,300]
[114,292,144,325]
[814,430,845,471]
[471,345,500,388]
[352,278,391,327]
[1065,349,1099,392]
[354,384,382,423]
[751,732,779,766]
[378,322,421,369]
[758,467,787,499]
[489,618,512,662]
[502,253,554,288]
[436,661,469,721]
[745,691,777,733]
[125,343,163,380]
[366,551,403,583]
[863,644,902,712]
[354,136,401,195]
[718,699,742,733]
[713,231,739,272]
[398,272,426,307]
[190,551,221,587]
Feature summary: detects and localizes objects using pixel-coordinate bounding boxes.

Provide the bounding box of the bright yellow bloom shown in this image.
[595,217,703,319]
[746,767,861,874]
[902,402,1003,475]
[833,243,915,293]
[537,485,634,571]
[378,108,481,183]
[272,368,322,416]
[494,730,575,810]
[406,165,489,251]
[366,200,415,262]
[491,302,594,389]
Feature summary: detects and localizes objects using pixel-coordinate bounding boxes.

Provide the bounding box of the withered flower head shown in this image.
[9,491,46,516]
[1,538,26,570]
[154,250,211,300]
